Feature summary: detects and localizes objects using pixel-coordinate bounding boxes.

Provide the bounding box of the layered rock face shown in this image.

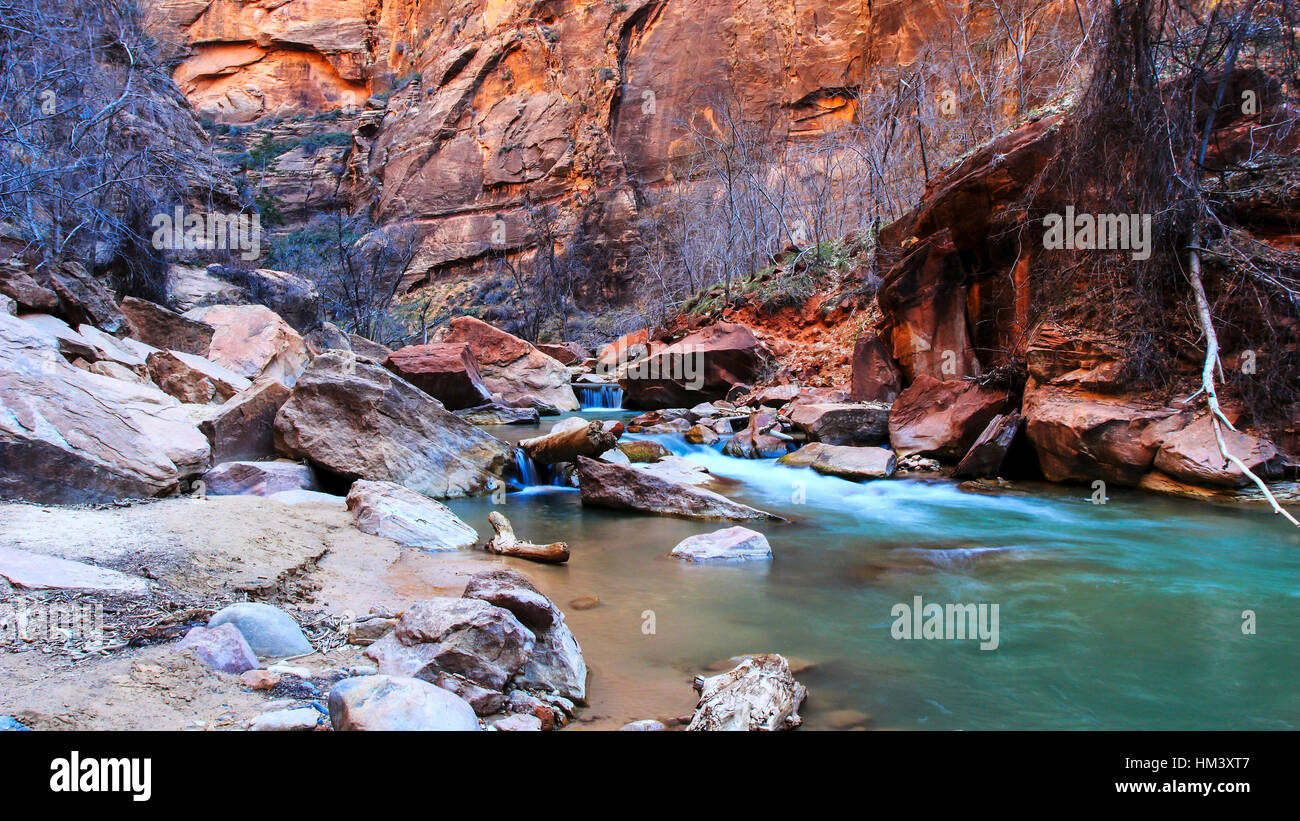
[144,0,957,294]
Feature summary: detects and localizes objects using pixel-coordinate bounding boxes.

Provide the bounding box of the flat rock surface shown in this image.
[0,545,149,595]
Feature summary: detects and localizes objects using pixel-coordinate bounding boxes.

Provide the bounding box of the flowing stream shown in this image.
[447,412,1300,730]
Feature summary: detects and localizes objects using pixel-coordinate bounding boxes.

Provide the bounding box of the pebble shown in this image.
[618,719,667,731]
[239,670,281,690]
[568,596,601,610]
[248,707,323,732]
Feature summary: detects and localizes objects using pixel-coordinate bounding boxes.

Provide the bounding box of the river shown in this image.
[444,411,1300,730]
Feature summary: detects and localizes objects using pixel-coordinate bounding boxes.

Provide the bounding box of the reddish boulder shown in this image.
[433,317,578,412]
[888,375,1016,462]
[850,331,903,403]
[537,342,589,366]
[787,402,890,446]
[199,378,292,462]
[952,412,1024,479]
[1022,384,1188,486]
[384,343,492,410]
[120,296,214,356]
[620,323,773,409]
[1154,415,1286,488]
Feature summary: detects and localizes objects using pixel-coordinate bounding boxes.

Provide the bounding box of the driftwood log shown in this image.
[520,420,618,465]
[483,511,570,564]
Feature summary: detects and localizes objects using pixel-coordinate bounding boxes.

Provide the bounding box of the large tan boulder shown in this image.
[383,342,492,410]
[433,316,578,412]
[888,375,1016,462]
[0,313,210,503]
[183,304,309,387]
[146,349,251,405]
[274,352,512,499]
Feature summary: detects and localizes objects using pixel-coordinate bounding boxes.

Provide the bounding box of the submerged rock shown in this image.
[345,480,478,552]
[329,675,481,731]
[209,602,313,659]
[688,654,807,731]
[671,527,772,562]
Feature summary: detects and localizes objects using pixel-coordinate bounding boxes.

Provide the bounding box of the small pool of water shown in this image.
[447,414,1300,730]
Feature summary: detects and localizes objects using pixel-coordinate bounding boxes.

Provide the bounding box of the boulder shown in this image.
[345,480,478,551]
[146,349,251,405]
[787,401,890,446]
[1154,415,1286,488]
[365,598,535,693]
[952,412,1024,479]
[45,261,126,334]
[347,334,392,363]
[209,602,313,659]
[202,266,322,333]
[329,675,481,732]
[120,296,214,355]
[806,444,897,481]
[1,313,211,503]
[595,328,653,372]
[303,322,353,357]
[537,342,589,365]
[889,375,1016,462]
[577,456,780,521]
[688,654,807,731]
[850,331,903,403]
[721,412,789,459]
[183,304,309,386]
[617,439,672,463]
[174,624,258,674]
[463,569,587,703]
[492,713,543,731]
[454,403,540,426]
[199,378,293,462]
[686,424,720,445]
[383,342,493,410]
[273,352,512,499]
[1023,383,1188,485]
[0,259,58,312]
[202,461,319,497]
[671,527,772,562]
[635,456,714,486]
[620,322,773,409]
[434,316,579,412]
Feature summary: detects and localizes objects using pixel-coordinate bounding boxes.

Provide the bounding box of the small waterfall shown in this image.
[575,383,625,411]
[512,448,540,487]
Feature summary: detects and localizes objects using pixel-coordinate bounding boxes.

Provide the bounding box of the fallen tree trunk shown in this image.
[482,511,570,564]
[520,420,618,465]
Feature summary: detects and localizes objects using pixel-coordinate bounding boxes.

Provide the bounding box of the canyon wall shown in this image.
[145,0,973,299]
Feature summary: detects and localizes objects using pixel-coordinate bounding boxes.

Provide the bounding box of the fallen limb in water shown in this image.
[520,420,618,465]
[482,511,571,563]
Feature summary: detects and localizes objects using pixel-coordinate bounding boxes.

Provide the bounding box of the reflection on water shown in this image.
[445,414,1300,730]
